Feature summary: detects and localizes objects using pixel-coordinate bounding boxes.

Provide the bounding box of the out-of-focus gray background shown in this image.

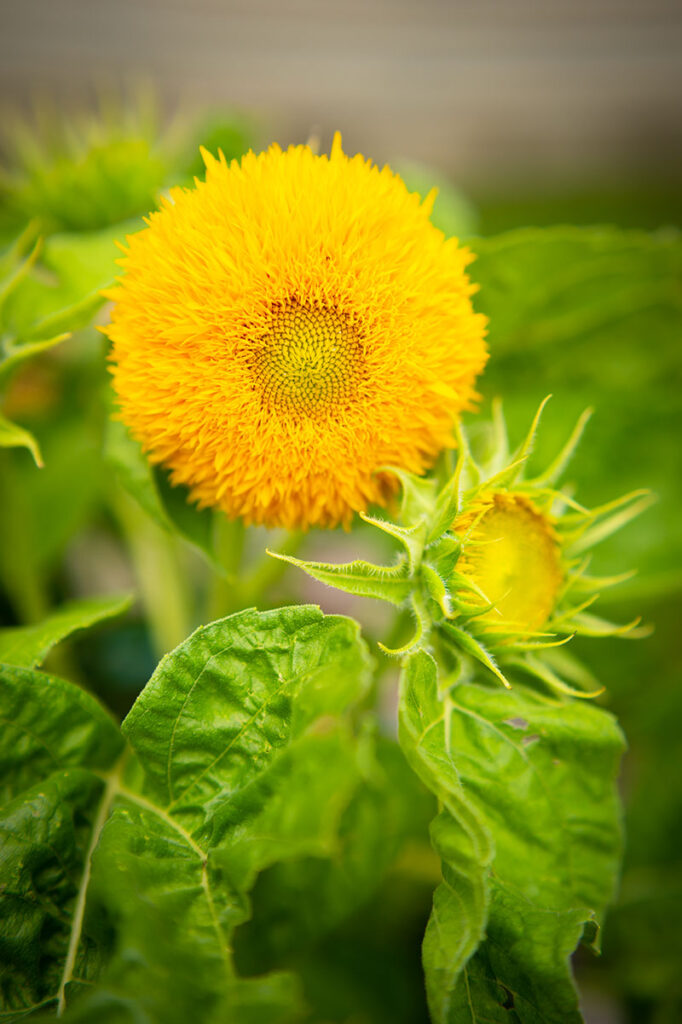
[1,0,681,191]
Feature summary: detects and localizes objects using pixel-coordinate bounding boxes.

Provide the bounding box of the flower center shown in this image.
[456,493,563,633]
[251,302,365,415]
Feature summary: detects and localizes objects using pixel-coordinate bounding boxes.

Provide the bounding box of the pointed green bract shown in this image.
[268,549,413,606]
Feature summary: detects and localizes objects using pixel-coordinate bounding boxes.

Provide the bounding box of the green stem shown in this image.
[0,456,49,623]
[205,515,245,621]
[238,529,305,608]
[112,490,192,658]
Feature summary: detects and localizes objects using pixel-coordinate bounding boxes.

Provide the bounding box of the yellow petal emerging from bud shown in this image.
[455,493,563,634]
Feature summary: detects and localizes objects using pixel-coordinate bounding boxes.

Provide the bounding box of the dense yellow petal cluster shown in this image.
[455,492,563,634]
[105,134,487,529]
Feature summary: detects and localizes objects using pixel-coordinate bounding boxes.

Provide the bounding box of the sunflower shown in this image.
[105,134,487,529]
[276,399,652,694]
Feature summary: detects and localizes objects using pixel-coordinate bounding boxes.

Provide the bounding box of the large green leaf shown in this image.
[0,606,376,1022]
[400,651,625,1023]
[0,664,124,1014]
[236,732,436,972]
[0,663,124,807]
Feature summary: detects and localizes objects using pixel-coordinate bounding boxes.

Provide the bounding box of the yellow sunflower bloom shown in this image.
[105,134,487,529]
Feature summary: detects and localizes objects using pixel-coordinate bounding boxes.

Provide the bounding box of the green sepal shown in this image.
[382,465,438,526]
[425,534,461,582]
[440,622,511,689]
[420,563,452,618]
[571,610,651,639]
[425,465,464,545]
[360,511,427,571]
[379,591,431,656]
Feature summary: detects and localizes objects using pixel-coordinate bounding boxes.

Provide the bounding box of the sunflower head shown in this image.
[105,134,487,529]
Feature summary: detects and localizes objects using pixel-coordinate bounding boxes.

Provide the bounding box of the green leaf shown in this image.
[268,550,413,606]
[399,651,493,1024]
[20,289,104,344]
[122,605,372,808]
[1,222,135,346]
[0,606,375,1022]
[153,464,216,563]
[0,593,133,668]
[0,663,124,807]
[104,416,170,531]
[0,332,69,385]
[0,410,42,466]
[236,732,435,969]
[105,416,222,570]
[0,663,124,1016]
[0,768,116,1019]
[393,160,479,238]
[411,658,625,1023]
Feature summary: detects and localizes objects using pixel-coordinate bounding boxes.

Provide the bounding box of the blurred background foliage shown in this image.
[0,87,679,1024]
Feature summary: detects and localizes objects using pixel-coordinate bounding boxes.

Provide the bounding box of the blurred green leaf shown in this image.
[105,416,224,571]
[1,110,166,234]
[0,593,132,668]
[2,222,135,342]
[0,419,104,623]
[468,226,682,587]
[179,112,256,182]
[394,160,479,238]
[0,410,42,466]
[104,416,170,531]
